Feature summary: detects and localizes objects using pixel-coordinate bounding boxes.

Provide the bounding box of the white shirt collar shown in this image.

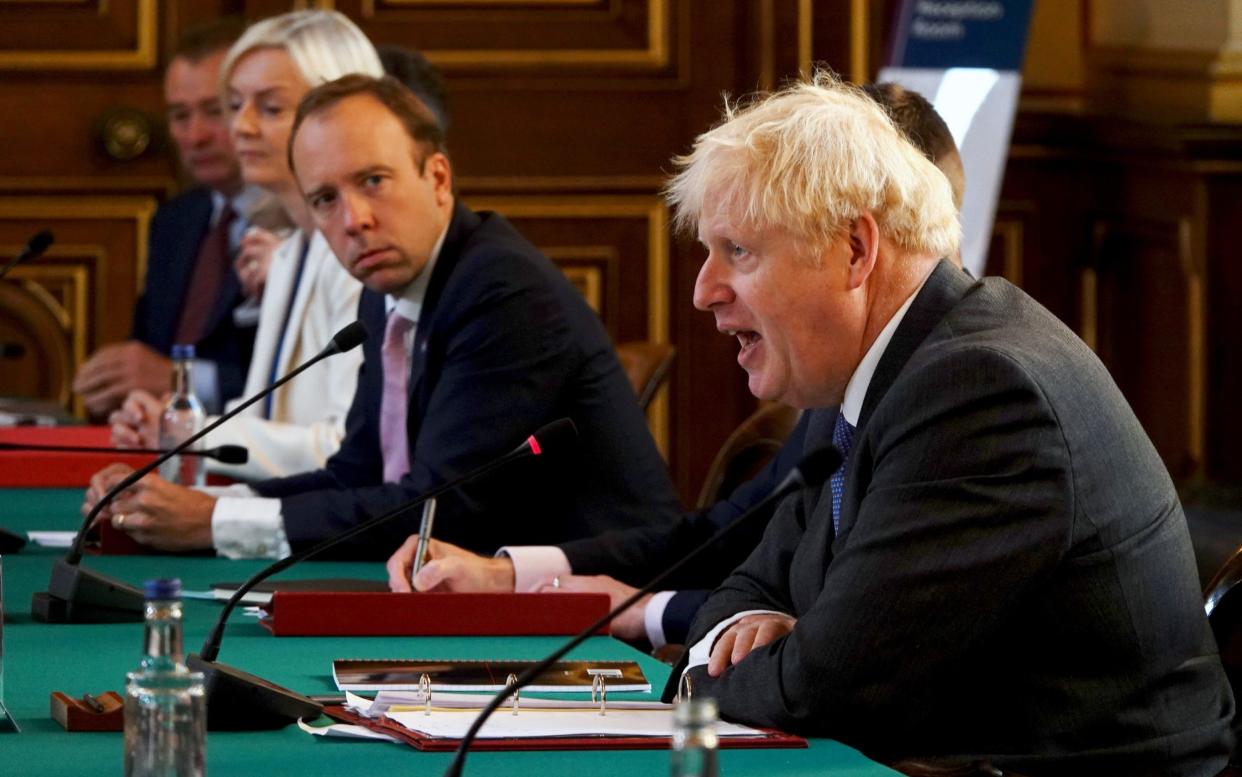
[839,275,929,426]
[384,220,450,324]
[209,185,263,225]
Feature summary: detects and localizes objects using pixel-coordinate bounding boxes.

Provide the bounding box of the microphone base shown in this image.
[188,654,323,731]
[31,559,144,623]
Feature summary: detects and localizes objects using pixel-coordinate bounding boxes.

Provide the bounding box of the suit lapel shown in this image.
[833,261,974,542]
[857,261,975,432]
[405,202,479,410]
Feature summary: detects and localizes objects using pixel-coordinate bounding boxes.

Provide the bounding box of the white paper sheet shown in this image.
[26,531,75,548]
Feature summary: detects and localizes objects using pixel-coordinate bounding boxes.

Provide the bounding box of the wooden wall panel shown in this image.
[0,0,156,70]
[0,0,998,505]
[1087,215,1201,478]
[0,196,156,414]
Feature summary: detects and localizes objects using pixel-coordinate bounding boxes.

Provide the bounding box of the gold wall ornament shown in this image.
[98,108,153,162]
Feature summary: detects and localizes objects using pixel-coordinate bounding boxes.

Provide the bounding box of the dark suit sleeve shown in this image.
[680,348,1073,740]
[273,251,592,555]
[558,413,810,588]
[661,589,711,646]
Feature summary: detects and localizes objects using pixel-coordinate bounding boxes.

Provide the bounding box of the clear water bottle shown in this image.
[671,698,719,777]
[124,578,206,777]
[159,345,206,487]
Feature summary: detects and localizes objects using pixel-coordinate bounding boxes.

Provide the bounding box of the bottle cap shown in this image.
[143,578,182,600]
[170,344,196,360]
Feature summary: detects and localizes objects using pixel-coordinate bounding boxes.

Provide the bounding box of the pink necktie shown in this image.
[380,310,415,482]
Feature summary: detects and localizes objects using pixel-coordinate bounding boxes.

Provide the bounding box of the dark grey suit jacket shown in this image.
[670,262,1235,776]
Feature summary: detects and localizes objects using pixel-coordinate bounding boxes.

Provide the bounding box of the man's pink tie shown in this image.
[380,310,415,482]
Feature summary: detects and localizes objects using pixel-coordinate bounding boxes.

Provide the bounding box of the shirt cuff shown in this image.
[644,590,677,649]
[498,546,571,592]
[683,609,786,678]
[211,495,291,560]
[200,484,255,498]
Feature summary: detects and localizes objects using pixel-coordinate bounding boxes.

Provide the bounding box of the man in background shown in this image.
[73,18,264,416]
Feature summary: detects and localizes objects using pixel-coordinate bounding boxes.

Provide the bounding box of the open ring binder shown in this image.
[505,673,519,716]
[419,673,432,716]
[677,674,692,703]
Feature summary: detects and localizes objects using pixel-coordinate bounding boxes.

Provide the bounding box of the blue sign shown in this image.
[888,0,1035,71]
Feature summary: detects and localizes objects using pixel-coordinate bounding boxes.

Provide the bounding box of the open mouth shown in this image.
[723,328,761,364]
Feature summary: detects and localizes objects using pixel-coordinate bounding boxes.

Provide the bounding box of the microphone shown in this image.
[0,442,248,465]
[30,320,369,625]
[0,230,54,280]
[439,445,842,777]
[185,418,577,731]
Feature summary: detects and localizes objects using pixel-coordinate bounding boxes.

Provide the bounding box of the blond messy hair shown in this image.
[665,71,960,261]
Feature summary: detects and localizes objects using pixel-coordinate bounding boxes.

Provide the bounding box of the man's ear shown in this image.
[426,152,453,205]
[845,212,880,290]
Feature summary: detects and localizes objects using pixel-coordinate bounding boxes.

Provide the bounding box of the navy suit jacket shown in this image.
[131,187,255,406]
[667,262,1234,775]
[559,412,810,644]
[253,202,681,558]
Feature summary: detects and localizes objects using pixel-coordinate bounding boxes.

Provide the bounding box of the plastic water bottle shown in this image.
[671,698,719,777]
[159,345,206,486]
[123,578,206,777]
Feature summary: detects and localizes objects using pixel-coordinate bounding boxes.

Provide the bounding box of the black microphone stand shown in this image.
[187,418,577,731]
[0,230,54,281]
[0,443,248,464]
[31,322,368,624]
[440,446,842,777]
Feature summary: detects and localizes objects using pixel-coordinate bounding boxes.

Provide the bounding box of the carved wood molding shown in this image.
[0,0,157,71]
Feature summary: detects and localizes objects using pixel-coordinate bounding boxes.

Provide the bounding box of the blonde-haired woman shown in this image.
[108,11,382,483]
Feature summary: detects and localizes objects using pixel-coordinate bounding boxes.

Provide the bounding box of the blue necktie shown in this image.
[830,411,856,534]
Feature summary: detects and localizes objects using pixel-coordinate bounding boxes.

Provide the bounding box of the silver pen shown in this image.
[410,497,437,581]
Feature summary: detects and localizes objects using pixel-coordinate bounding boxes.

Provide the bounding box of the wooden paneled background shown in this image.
[4,0,1242,504]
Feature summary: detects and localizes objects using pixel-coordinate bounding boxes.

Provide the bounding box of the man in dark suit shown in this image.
[651,75,1234,775]
[88,74,680,560]
[73,19,260,416]
[384,83,965,651]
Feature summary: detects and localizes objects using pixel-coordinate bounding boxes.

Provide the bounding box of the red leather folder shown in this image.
[94,522,157,555]
[322,703,808,751]
[0,426,151,487]
[258,591,613,637]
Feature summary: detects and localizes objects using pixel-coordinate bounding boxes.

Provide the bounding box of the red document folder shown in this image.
[259,591,613,637]
[0,426,151,487]
[322,704,808,751]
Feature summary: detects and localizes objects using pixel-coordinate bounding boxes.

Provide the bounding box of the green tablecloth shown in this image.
[0,488,896,776]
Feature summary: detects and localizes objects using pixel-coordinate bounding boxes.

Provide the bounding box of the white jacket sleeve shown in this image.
[202,231,363,481]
